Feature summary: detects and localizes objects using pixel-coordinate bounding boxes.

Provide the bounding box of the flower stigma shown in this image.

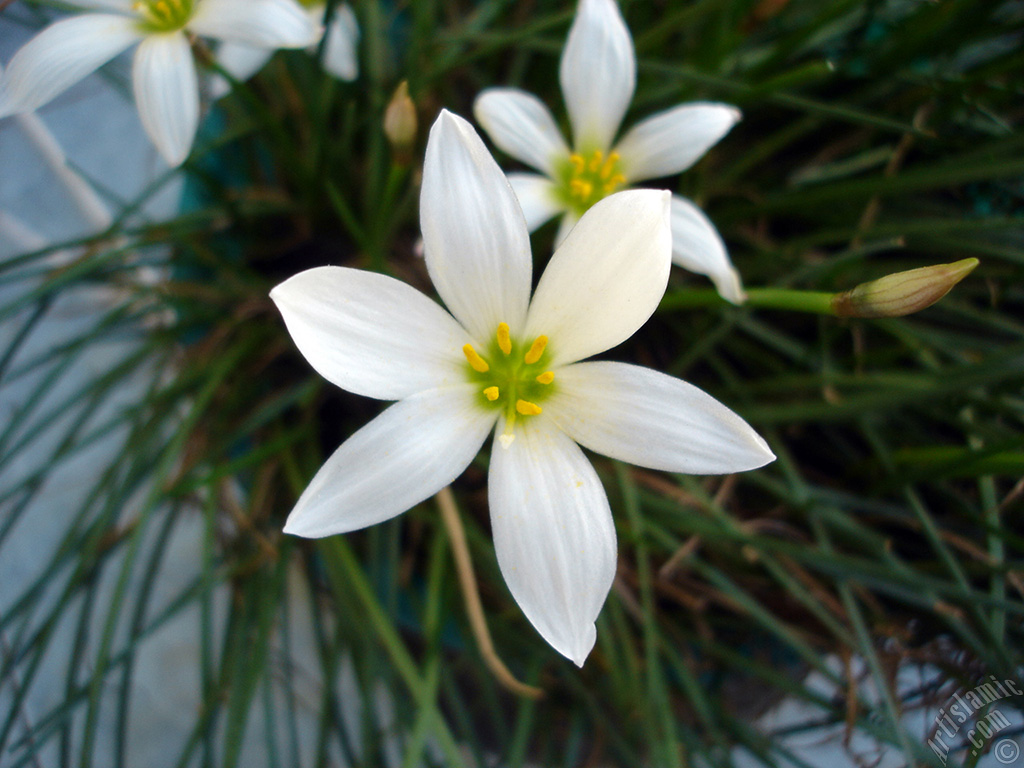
[558,150,627,215]
[462,322,555,448]
[133,0,194,31]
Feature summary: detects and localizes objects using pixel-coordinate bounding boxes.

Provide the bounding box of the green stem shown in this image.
[660,287,837,314]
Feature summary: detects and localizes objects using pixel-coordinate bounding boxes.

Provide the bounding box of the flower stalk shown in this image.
[436,487,544,700]
[661,259,979,317]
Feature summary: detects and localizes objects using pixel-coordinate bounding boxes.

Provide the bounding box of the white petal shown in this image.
[547,362,775,474]
[270,266,470,401]
[321,4,359,80]
[508,173,564,231]
[488,415,616,666]
[474,88,570,176]
[284,386,496,538]
[188,0,320,48]
[132,33,199,167]
[614,102,741,183]
[670,195,745,304]
[1,15,141,114]
[559,0,635,152]
[420,111,532,341]
[525,189,670,366]
[209,42,274,99]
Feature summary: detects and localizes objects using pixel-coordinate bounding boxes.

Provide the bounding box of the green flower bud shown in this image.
[384,81,417,165]
[832,258,979,318]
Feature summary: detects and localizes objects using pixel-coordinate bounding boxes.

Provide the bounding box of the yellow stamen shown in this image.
[588,150,603,173]
[570,179,592,200]
[516,399,542,416]
[463,343,489,373]
[600,152,620,180]
[535,371,555,385]
[483,386,500,401]
[569,153,586,174]
[524,335,548,365]
[496,322,511,355]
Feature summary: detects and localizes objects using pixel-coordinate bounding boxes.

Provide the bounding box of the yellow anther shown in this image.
[524,335,548,365]
[483,386,500,401]
[516,399,542,416]
[569,153,586,174]
[600,152,620,180]
[588,150,603,173]
[496,322,511,355]
[462,343,489,373]
[570,179,592,200]
[535,371,555,385]
[156,0,171,15]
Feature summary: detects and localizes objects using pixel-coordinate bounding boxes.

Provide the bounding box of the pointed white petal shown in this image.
[473,88,570,176]
[271,266,470,401]
[615,102,741,183]
[188,0,320,48]
[132,33,199,167]
[547,361,775,474]
[553,210,579,247]
[508,173,564,231]
[559,0,635,152]
[525,189,670,366]
[2,15,141,113]
[488,416,616,666]
[321,4,359,80]
[284,386,496,538]
[421,111,532,341]
[209,42,274,99]
[670,195,745,304]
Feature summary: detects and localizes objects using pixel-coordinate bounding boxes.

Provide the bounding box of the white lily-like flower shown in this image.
[0,0,320,166]
[211,1,358,98]
[271,110,774,666]
[474,0,746,303]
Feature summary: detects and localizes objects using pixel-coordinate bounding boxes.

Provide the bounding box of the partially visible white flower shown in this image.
[0,0,320,166]
[474,0,746,303]
[270,110,774,666]
[0,62,112,233]
[210,1,358,98]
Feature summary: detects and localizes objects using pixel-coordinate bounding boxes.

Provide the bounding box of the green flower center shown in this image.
[296,0,323,8]
[557,149,628,216]
[133,0,194,32]
[463,322,556,447]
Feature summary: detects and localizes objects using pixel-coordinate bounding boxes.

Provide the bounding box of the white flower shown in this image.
[271,110,774,666]
[0,0,321,166]
[211,1,358,99]
[473,0,746,303]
